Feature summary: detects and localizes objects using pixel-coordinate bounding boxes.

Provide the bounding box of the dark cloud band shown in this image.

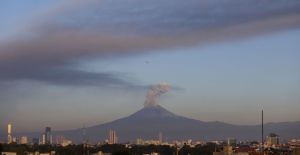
[0,0,300,87]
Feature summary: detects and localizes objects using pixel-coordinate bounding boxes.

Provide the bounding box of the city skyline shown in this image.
[0,120,298,144]
[1,105,299,144]
[0,0,300,135]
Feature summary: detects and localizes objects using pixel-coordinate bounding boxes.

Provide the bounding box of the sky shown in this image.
[0,0,300,134]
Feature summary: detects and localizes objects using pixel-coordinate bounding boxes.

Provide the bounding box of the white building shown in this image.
[108,130,118,144]
[20,136,28,144]
[40,134,46,145]
[7,124,12,144]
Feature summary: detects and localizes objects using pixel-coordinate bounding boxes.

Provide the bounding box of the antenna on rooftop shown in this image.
[261,107,264,155]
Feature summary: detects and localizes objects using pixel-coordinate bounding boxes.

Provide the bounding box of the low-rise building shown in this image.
[1,153,17,155]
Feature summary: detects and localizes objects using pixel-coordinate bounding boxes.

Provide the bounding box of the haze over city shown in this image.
[0,0,300,137]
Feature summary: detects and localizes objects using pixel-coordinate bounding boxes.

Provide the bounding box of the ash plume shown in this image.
[1,0,300,87]
[144,82,171,107]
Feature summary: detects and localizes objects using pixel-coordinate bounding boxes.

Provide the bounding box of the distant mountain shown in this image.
[51,105,300,143]
[13,105,300,143]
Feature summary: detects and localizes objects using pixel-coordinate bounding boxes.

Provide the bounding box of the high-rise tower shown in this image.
[45,127,52,144]
[108,129,118,144]
[7,123,12,144]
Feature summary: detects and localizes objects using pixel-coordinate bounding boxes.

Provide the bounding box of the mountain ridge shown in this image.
[57,105,299,143]
[9,105,300,144]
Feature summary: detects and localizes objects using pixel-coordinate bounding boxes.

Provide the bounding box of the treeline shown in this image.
[0,143,220,155]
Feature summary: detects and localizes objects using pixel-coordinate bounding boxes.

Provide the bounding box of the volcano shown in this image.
[54,105,300,143]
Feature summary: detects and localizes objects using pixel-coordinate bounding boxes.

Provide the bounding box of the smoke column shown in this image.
[144,82,171,107]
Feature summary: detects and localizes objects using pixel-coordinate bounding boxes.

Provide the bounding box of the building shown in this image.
[292,148,300,155]
[20,136,28,144]
[1,152,17,155]
[56,135,72,146]
[136,138,144,145]
[56,135,65,145]
[213,145,253,155]
[227,138,237,146]
[45,127,52,144]
[235,145,254,155]
[223,145,234,155]
[158,132,163,144]
[266,133,279,147]
[289,139,300,148]
[12,137,17,143]
[108,129,118,144]
[7,123,12,144]
[41,134,46,145]
[61,139,72,147]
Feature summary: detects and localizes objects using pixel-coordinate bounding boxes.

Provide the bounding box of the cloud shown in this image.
[0,0,300,87]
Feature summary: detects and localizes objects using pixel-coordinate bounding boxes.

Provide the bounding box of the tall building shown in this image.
[45,127,52,144]
[108,129,118,144]
[41,133,46,145]
[266,133,279,147]
[7,123,12,144]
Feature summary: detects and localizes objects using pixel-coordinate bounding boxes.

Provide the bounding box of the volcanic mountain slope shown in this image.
[13,83,300,143]
[55,105,300,143]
